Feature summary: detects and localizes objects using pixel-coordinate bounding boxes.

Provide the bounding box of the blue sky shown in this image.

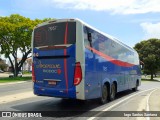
[1,0,160,47]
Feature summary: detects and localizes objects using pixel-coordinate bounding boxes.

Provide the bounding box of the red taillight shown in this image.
[32,63,36,82]
[74,62,82,86]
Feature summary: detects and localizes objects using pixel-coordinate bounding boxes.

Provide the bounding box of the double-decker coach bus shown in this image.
[32,19,141,104]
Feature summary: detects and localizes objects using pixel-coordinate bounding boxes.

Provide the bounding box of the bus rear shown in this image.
[32,19,83,99]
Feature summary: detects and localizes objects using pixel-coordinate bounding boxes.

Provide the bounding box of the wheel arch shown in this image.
[136,79,140,86]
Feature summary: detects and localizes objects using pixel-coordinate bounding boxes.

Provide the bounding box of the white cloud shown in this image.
[140,22,160,39]
[11,0,160,15]
[131,18,160,23]
[52,0,160,14]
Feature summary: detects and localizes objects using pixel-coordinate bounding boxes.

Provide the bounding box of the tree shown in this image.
[0,14,44,76]
[134,38,160,80]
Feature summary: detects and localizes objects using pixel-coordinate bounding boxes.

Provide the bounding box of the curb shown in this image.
[0,81,31,86]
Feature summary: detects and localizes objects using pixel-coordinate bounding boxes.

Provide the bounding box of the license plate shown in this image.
[48,81,56,85]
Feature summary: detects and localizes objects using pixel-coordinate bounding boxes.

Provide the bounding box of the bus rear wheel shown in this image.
[100,85,108,104]
[109,83,116,101]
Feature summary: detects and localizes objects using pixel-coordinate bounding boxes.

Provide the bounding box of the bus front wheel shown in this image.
[132,81,139,91]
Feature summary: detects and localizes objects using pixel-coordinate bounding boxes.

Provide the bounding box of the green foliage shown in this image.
[134,38,160,80]
[0,14,53,77]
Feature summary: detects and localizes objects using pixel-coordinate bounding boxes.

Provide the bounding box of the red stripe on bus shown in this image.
[86,46,135,67]
[64,22,68,93]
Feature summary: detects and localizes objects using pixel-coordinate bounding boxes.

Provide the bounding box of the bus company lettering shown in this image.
[36,61,61,69]
[36,61,61,74]
[43,69,61,74]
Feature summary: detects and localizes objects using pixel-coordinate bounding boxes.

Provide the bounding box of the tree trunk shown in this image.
[14,50,19,77]
[14,57,18,77]
[8,56,15,73]
[151,73,154,80]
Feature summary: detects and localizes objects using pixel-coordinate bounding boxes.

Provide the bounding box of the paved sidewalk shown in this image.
[0,73,10,77]
[149,88,160,111]
[154,78,160,81]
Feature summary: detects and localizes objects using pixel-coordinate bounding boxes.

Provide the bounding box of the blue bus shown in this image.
[32,19,141,104]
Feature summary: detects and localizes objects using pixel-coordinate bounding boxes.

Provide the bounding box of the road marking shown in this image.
[0,91,36,104]
[87,88,158,120]
[146,89,157,120]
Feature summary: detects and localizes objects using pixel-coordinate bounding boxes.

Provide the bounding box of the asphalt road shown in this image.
[0,81,32,96]
[0,80,160,120]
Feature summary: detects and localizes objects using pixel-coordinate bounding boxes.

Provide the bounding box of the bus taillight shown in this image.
[74,62,82,86]
[32,63,36,82]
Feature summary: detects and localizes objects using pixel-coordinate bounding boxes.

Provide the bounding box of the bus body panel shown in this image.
[84,49,101,99]
[75,21,85,100]
[33,45,76,98]
[84,48,141,99]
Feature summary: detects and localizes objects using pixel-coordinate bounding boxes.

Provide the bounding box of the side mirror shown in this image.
[140,65,143,70]
[88,33,92,42]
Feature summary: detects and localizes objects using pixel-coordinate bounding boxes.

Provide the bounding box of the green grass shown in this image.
[141,79,160,82]
[0,77,32,83]
[22,71,32,74]
[142,75,160,78]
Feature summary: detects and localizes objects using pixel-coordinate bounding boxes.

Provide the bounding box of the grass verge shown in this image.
[141,79,160,82]
[0,77,32,83]
[22,71,32,75]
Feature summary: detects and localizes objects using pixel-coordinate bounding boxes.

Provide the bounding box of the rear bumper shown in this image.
[33,84,76,99]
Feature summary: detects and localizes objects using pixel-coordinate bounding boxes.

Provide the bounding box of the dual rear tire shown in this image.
[100,83,116,104]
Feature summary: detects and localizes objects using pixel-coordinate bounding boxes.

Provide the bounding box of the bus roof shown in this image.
[35,18,137,53]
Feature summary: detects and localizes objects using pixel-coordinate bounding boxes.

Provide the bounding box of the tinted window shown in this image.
[83,26,110,55]
[34,22,76,47]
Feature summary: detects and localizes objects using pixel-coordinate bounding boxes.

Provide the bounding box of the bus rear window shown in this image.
[34,22,76,47]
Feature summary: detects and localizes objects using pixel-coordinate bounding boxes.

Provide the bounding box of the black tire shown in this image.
[100,85,108,104]
[132,81,138,91]
[109,83,116,101]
